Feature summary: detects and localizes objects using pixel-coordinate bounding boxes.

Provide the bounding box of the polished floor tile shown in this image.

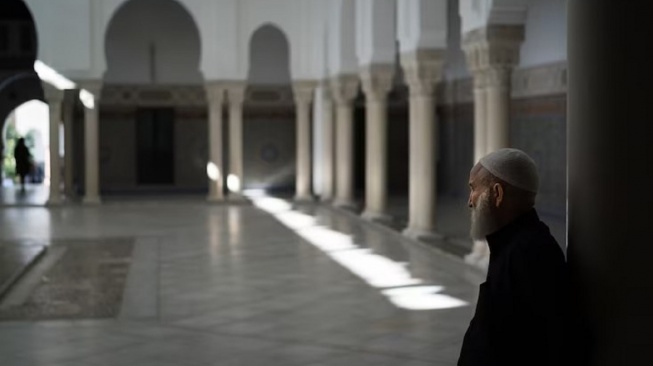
[0,197,480,365]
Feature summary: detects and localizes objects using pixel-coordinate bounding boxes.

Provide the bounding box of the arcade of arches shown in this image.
[0,0,650,365]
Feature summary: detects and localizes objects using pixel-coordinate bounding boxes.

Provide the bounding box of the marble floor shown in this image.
[0,197,485,366]
[0,184,49,207]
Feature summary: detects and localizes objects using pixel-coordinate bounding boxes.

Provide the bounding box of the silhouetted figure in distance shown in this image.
[14,137,31,191]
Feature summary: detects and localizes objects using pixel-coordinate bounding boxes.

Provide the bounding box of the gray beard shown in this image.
[470,191,499,241]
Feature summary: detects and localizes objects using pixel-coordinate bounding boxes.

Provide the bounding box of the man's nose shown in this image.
[468,196,473,208]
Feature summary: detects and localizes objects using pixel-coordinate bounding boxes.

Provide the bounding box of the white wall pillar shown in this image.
[463,26,524,155]
[44,84,63,205]
[472,72,488,163]
[486,67,512,152]
[360,64,394,222]
[226,83,246,199]
[205,82,225,201]
[79,81,102,205]
[320,82,335,202]
[62,90,75,198]
[330,74,359,209]
[401,50,445,240]
[293,81,317,201]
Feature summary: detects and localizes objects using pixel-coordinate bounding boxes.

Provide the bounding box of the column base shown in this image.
[402,226,444,242]
[227,193,251,205]
[361,210,393,225]
[320,194,333,203]
[206,194,225,203]
[46,197,62,206]
[333,198,358,211]
[83,195,102,205]
[294,195,315,204]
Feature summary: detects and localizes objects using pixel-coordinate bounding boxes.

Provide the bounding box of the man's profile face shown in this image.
[468,164,498,240]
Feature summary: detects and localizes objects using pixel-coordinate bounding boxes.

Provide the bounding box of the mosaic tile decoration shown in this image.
[0,238,134,321]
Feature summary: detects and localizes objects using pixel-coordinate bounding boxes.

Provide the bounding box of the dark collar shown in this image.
[486,208,540,253]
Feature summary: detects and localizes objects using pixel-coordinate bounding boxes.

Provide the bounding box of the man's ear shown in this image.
[493,183,504,208]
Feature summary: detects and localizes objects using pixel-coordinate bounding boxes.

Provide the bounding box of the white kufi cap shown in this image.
[479,148,539,193]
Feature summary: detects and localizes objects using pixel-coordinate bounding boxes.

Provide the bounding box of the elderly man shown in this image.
[458,148,570,366]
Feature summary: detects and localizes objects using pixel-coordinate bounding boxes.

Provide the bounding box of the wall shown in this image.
[99,113,136,189]
[437,103,474,197]
[24,0,326,82]
[519,0,567,68]
[23,0,92,74]
[97,84,300,194]
[174,115,208,190]
[243,112,295,192]
[444,0,469,80]
[104,0,203,84]
[510,95,566,217]
[241,86,296,192]
[98,106,208,193]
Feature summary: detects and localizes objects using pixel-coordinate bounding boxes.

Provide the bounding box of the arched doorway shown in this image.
[103,0,205,194]
[0,0,47,205]
[244,24,295,194]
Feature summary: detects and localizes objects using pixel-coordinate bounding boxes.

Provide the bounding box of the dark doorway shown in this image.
[136,108,174,185]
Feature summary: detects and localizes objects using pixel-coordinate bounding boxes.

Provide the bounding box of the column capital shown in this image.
[224,81,247,105]
[330,74,360,105]
[292,80,317,104]
[400,49,445,96]
[471,69,488,89]
[320,79,333,101]
[41,83,64,104]
[462,25,525,71]
[360,64,394,102]
[485,67,512,89]
[204,82,225,104]
[76,79,104,98]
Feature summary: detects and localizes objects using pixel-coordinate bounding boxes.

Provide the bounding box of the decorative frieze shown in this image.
[101,84,205,107]
[439,61,568,105]
[100,84,296,107]
[511,61,567,99]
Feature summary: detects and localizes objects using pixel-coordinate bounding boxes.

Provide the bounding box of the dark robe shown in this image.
[458,209,570,366]
[14,143,31,177]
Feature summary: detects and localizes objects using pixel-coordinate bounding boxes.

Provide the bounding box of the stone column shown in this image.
[79,81,102,205]
[567,2,651,364]
[360,65,394,222]
[293,81,317,202]
[320,82,335,202]
[226,83,246,199]
[62,90,76,198]
[400,50,445,240]
[330,74,360,209]
[486,67,513,151]
[463,26,524,154]
[44,84,63,205]
[472,71,488,163]
[205,82,225,201]
[463,39,489,164]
